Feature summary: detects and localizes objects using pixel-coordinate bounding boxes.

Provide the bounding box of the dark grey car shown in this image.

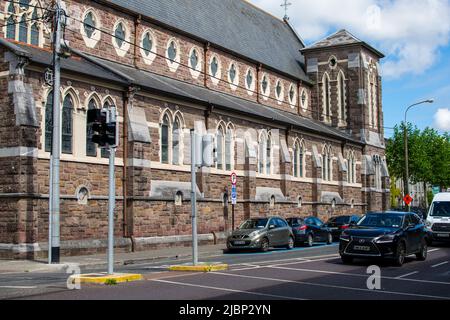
[226,217,294,252]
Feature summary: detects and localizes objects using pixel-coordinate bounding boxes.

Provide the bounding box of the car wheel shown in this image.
[261,238,269,252]
[394,242,406,266]
[326,233,333,245]
[305,234,313,247]
[286,237,294,250]
[341,255,353,264]
[416,239,428,261]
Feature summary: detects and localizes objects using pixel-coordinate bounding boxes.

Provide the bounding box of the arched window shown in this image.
[216,125,225,170]
[86,98,98,157]
[161,114,170,164]
[368,65,379,129]
[114,22,126,48]
[44,91,53,152]
[373,155,382,190]
[293,140,305,178]
[322,73,331,123]
[347,151,356,184]
[172,117,180,165]
[322,146,332,181]
[62,94,74,154]
[225,127,233,171]
[5,2,44,46]
[83,11,96,39]
[338,71,347,123]
[258,131,271,175]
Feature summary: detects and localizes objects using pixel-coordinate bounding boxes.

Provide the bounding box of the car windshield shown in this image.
[239,219,268,230]
[357,214,404,228]
[328,216,350,224]
[430,202,450,217]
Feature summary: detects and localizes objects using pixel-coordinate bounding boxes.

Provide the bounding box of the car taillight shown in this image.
[341,225,349,230]
[296,225,307,231]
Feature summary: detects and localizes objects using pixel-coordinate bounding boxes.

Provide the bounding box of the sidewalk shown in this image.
[0,244,226,274]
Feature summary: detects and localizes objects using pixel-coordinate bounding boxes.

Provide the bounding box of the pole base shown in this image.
[51,247,60,263]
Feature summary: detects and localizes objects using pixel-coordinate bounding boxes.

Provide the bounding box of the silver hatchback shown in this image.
[226,217,294,252]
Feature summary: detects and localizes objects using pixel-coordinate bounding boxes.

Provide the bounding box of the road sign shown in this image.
[432,186,441,196]
[403,194,413,206]
[230,172,237,186]
[231,185,237,205]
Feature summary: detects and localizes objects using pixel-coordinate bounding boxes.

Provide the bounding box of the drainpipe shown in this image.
[204,42,210,88]
[133,15,141,69]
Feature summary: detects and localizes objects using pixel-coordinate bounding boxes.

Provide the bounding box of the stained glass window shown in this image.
[289,86,295,103]
[229,64,236,83]
[168,41,177,61]
[6,16,15,40]
[115,23,125,48]
[190,49,198,69]
[86,99,97,157]
[31,23,39,46]
[262,76,268,94]
[62,95,74,154]
[246,70,253,89]
[211,57,218,77]
[276,81,282,98]
[142,32,153,56]
[161,115,169,164]
[84,12,96,39]
[19,15,28,43]
[45,92,53,153]
[172,118,180,165]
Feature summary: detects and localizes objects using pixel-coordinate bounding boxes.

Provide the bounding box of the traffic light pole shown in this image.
[108,147,116,275]
[50,0,63,263]
[190,130,198,266]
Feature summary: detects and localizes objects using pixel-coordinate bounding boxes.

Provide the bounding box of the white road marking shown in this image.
[268,256,339,268]
[395,271,419,279]
[153,279,306,300]
[212,272,450,300]
[0,286,37,289]
[266,266,450,285]
[432,261,449,268]
[428,248,440,253]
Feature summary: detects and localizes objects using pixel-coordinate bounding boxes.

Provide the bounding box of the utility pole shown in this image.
[50,0,63,263]
[190,130,198,266]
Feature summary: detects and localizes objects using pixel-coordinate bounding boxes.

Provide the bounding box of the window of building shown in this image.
[275,79,284,102]
[165,38,181,72]
[322,145,332,181]
[160,111,183,165]
[86,98,98,157]
[329,56,338,69]
[175,191,183,206]
[373,155,382,190]
[258,131,272,175]
[209,55,222,85]
[347,151,356,184]
[228,63,239,90]
[288,84,296,107]
[210,56,219,77]
[338,71,347,124]
[112,20,130,56]
[245,69,254,93]
[61,94,74,154]
[293,140,305,178]
[139,30,157,65]
[114,23,125,48]
[5,2,43,47]
[167,41,177,61]
[322,73,331,123]
[300,89,308,111]
[298,196,303,208]
[188,47,201,79]
[368,63,379,130]
[44,91,53,152]
[225,127,233,171]
[261,74,270,100]
[216,125,224,170]
[83,12,96,39]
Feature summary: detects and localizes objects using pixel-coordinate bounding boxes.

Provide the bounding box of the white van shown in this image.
[426,193,450,243]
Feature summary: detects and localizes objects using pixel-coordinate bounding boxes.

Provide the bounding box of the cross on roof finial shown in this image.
[281,0,292,20]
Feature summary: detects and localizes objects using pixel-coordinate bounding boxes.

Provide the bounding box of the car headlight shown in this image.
[425,220,432,227]
[340,233,351,242]
[375,234,396,243]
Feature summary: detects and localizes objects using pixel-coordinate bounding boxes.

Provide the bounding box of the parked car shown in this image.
[324,215,361,241]
[226,217,294,252]
[339,211,429,266]
[426,193,450,244]
[286,217,333,247]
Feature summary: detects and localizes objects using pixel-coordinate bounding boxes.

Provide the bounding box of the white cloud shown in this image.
[250,0,450,79]
[434,108,450,131]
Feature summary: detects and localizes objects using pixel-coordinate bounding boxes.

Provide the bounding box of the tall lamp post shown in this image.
[403,99,434,212]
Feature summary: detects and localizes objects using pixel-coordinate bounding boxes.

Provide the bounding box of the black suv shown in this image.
[339,211,429,266]
[287,217,333,247]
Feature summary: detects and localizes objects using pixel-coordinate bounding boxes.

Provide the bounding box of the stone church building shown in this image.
[0,0,390,258]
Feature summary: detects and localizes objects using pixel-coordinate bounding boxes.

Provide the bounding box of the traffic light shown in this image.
[87,107,119,148]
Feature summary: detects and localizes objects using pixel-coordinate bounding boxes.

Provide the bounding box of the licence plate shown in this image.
[234,241,246,245]
[437,233,450,238]
[354,245,371,251]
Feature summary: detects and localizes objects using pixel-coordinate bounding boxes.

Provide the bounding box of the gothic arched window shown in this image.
[266,134,272,175]
[322,146,332,181]
[338,71,347,123]
[172,117,180,165]
[4,1,43,46]
[216,125,225,170]
[322,73,331,122]
[86,98,98,157]
[293,140,305,178]
[225,127,233,171]
[258,131,271,175]
[161,114,170,164]
[114,22,126,48]
[44,92,53,152]
[62,94,74,154]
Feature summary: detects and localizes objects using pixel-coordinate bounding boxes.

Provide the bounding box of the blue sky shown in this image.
[250,0,450,137]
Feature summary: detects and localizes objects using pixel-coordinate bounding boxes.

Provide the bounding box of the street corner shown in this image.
[168,263,229,272]
[68,273,143,285]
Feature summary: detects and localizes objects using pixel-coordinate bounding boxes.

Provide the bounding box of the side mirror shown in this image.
[349,221,357,226]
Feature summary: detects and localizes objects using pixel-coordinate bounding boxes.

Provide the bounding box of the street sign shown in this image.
[231,185,237,205]
[230,172,237,186]
[403,194,413,206]
[432,186,441,196]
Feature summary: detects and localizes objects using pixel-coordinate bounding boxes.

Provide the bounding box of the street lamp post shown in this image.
[403,99,434,212]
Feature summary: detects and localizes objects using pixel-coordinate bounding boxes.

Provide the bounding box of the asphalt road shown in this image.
[1,242,449,300]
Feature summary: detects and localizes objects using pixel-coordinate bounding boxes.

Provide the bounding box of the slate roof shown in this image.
[105,0,310,82]
[302,29,384,58]
[1,40,361,145]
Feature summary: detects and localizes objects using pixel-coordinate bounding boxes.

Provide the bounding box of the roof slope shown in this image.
[106,0,309,81]
[302,29,384,57]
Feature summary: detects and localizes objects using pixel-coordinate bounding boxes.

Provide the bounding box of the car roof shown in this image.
[366,211,409,215]
[433,193,450,201]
